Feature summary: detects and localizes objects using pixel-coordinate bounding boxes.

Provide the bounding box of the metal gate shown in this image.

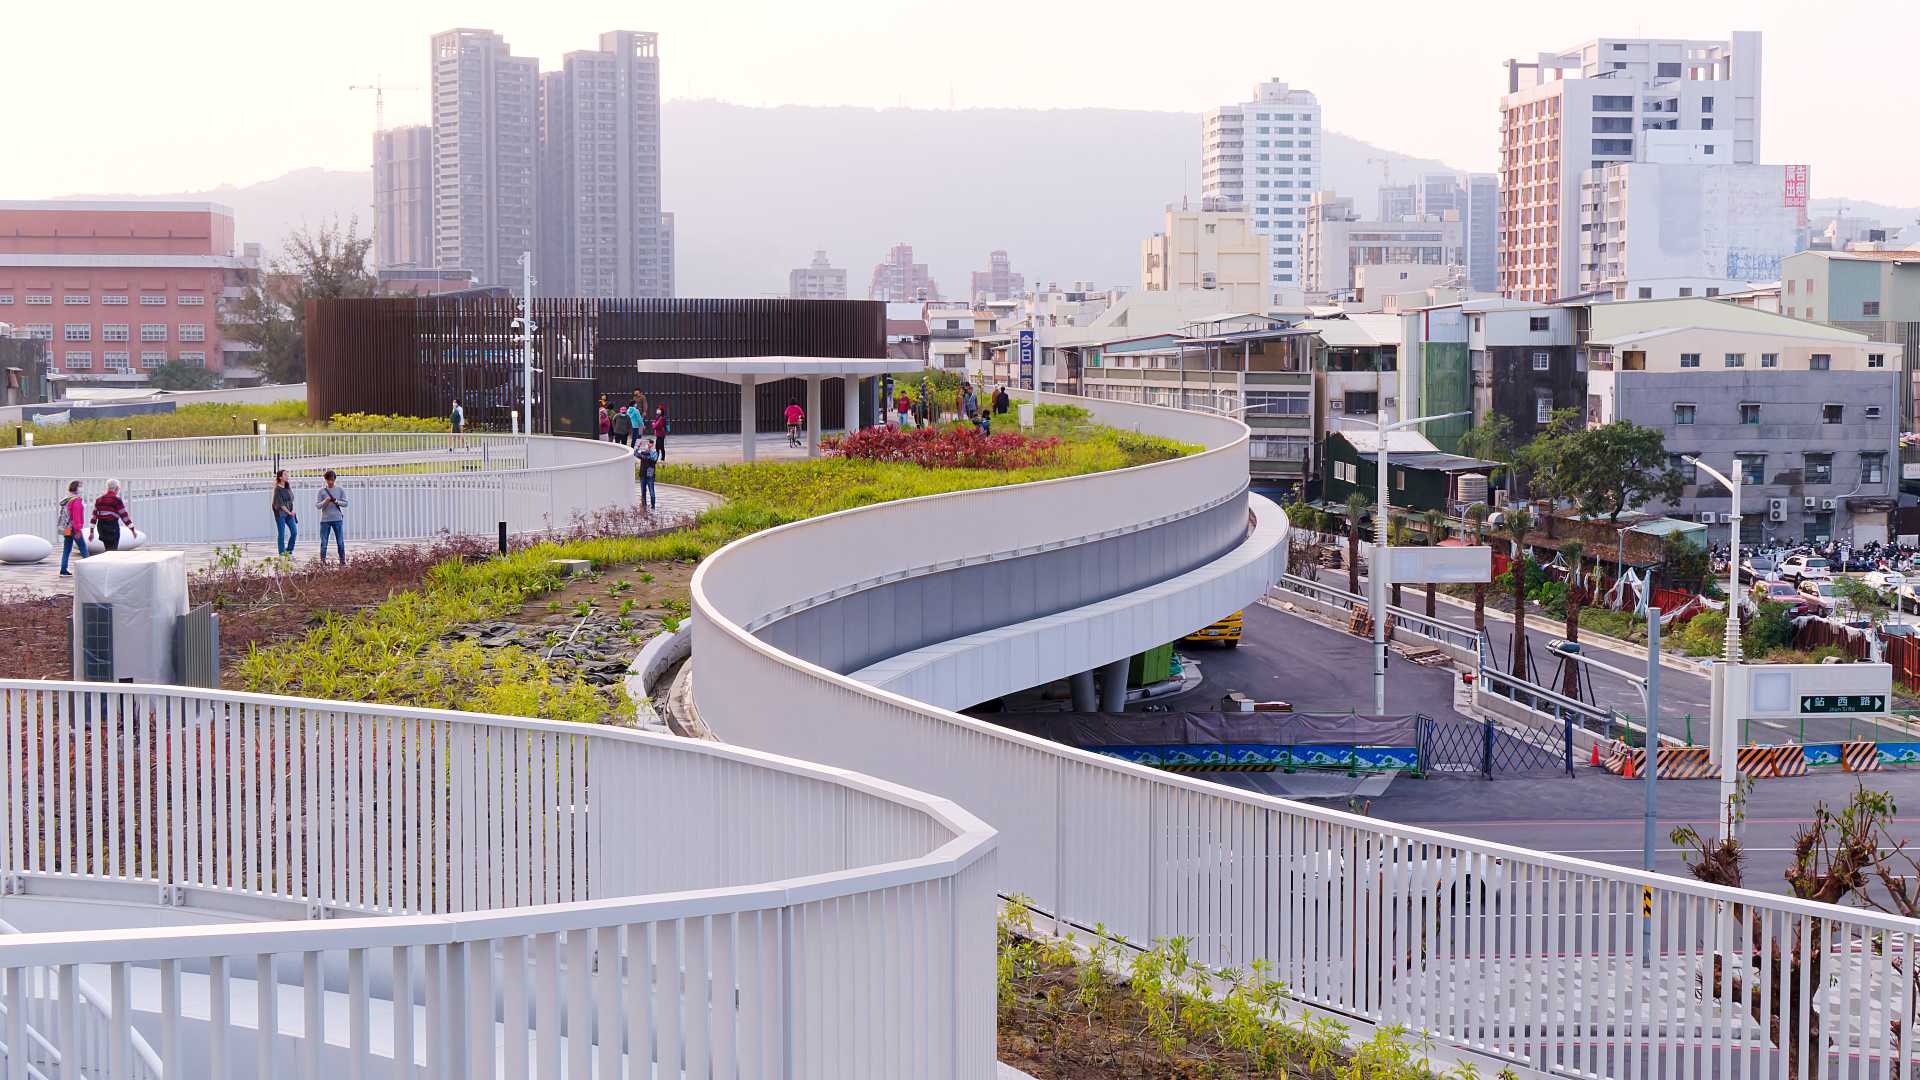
[1419,716,1575,778]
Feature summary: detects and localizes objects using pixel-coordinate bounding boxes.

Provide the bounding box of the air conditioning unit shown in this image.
[1822,498,1838,511]
[1803,497,1819,509]
[1698,512,1717,524]
[1769,499,1787,523]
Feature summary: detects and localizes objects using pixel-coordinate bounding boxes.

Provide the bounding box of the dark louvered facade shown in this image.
[305,297,887,433]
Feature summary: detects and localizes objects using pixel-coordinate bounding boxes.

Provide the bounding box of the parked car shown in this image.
[1864,570,1907,594]
[1749,580,1814,617]
[1777,555,1832,584]
[1798,579,1840,614]
[1740,556,1779,584]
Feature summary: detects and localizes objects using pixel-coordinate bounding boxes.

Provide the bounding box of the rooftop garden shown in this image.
[9,400,445,445]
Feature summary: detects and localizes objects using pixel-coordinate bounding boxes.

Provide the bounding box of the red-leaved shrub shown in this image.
[823,424,1060,470]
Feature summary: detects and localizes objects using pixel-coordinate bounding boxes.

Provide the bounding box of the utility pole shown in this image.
[1686,455,1744,841]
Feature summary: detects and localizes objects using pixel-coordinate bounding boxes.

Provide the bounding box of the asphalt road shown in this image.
[1303,566,1918,746]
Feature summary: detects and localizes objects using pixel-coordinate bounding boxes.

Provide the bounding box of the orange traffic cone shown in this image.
[1621,751,1635,779]
[1589,741,1602,768]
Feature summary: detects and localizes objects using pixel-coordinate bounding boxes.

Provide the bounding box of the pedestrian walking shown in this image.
[625,403,644,448]
[650,406,671,460]
[597,404,611,441]
[961,383,979,419]
[894,390,913,428]
[449,399,465,450]
[610,404,632,445]
[636,437,659,510]
[316,470,349,565]
[993,386,1011,415]
[272,470,298,555]
[92,480,132,552]
[57,481,87,576]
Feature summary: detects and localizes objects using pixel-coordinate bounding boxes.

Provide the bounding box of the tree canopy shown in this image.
[1516,412,1682,523]
[145,360,223,392]
[223,218,380,385]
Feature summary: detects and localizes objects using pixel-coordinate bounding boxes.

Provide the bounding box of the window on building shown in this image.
[1863,452,1888,484]
[1395,469,1406,491]
[1823,403,1844,424]
[1701,119,1714,131]
[1807,279,1816,295]
[1786,279,1796,294]
[1725,353,1746,368]
[1760,353,1778,368]
[1706,287,1720,296]
[177,294,206,307]
[1529,316,1550,331]
[1680,353,1701,368]
[24,324,50,340]
[1679,288,1694,297]
[103,351,130,373]
[1638,287,1653,299]
[1592,117,1633,133]
[140,324,167,342]
[1657,62,1683,78]
[1244,390,1310,416]
[101,294,127,306]
[1535,389,1553,424]
[62,324,91,342]
[178,323,206,343]
[1592,139,1634,155]
[178,352,207,367]
[102,324,129,343]
[1810,353,1831,371]
[139,351,166,369]
[1868,406,1884,420]
[64,351,92,369]
[1739,402,1761,424]
[1806,453,1834,483]
[1669,453,1698,483]
[1701,96,1714,112]
[139,294,166,306]
[25,295,51,306]
[1869,354,1887,368]
[62,295,90,306]
[1344,391,1378,414]
[1703,145,1715,156]
[1737,453,1766,484]
[1531,350,1551,371]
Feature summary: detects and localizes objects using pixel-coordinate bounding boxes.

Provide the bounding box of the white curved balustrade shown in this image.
[692,392,1920,1077]
[0,681,997,1078]
[0,433,636,545]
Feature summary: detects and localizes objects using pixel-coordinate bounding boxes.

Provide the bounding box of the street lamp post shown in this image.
[1341,410,1470,714]
[1684,455,1744,841]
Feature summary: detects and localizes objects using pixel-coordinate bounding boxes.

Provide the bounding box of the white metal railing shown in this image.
[0,681,997,1078]
[1273,572,1484,655]
[692,393,1920,1078]
[0,433,635,545]
[0,917,162,1080]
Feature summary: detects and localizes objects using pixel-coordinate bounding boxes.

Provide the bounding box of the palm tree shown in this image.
[1422,509,1447,618]
[1501,507,1535,678]
[1388,513,1412,608]
[1559,539,1586,700]
[1344,491,1372,597]
[1464,503,1489,631]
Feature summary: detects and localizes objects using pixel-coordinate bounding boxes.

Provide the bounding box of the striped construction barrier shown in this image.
[1842,741,1882,772]
[1602,744,1714,779]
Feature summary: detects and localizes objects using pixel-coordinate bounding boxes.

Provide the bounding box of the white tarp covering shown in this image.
[71,551,189,683]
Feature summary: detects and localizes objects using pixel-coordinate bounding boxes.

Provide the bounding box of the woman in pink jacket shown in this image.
[57,481,88,576]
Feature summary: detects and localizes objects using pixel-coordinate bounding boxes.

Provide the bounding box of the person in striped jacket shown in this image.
[91,480,133,552]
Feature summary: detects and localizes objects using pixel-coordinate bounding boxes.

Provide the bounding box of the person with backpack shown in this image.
[315,470,349,565]
[449,399,466,450]
[993,386,1011,415]
[271,470,298,555]
[650,406,671,460]
[636,436,659,510]
[610,404,632,445]
[57,481,87,576]
[92,480,133,552]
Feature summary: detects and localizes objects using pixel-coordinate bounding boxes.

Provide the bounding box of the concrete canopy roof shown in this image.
[630,356,901,383]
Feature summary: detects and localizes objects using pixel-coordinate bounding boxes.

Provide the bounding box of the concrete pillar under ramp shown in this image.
[739,375,757,462]
[805,375,822,458]
[1097,658,1130,714]
[844,375,861,434]
[1069,670,1098,713]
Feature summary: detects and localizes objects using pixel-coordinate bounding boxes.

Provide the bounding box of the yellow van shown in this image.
[1184,610,1244,647]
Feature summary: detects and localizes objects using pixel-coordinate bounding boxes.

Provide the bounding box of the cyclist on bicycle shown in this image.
[784,400,805,446]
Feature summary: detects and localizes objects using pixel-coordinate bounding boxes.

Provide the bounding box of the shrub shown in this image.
[324,411,452,433]
[823,424,1061,470]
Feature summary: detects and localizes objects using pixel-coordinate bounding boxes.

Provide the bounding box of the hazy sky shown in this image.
[9,0,1917,209]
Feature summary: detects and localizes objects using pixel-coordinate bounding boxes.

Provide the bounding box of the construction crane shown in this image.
[348,77,422,133]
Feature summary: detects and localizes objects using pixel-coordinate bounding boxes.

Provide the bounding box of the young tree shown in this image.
[1464,502,1489,631]
[1388,513,1412,608]
[1345,490,1372,597]
[1500,507,1534,678]
[1454,413,1513,489]
[1513,408,1582,538]
[223,217,381,385]
[146,359,223,392]
[1556,420,1685,523]
[1422,508,1447,617]
[1558,540,1585,700]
